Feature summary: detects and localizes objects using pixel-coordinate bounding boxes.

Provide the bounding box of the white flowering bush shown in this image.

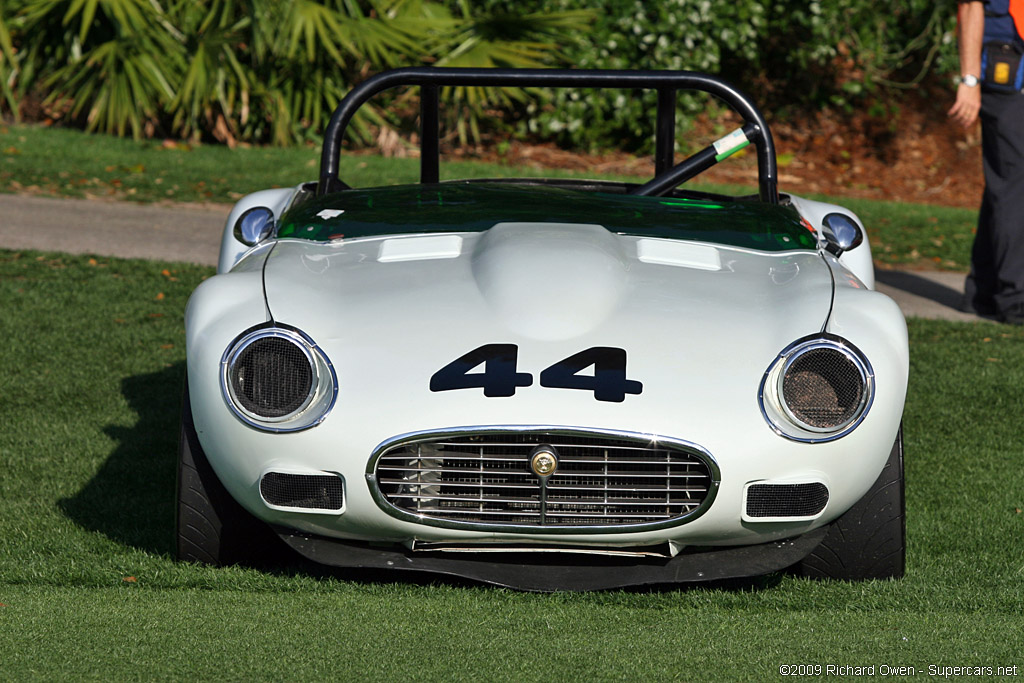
[493,0,956,152]
[524,0,767,152]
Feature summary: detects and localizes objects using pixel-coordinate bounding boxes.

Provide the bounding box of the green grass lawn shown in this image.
[1,123,978,271]
[1,250,1022,680]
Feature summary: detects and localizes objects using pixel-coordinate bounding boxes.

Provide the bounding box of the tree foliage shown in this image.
[0,0,958,149]
[496,0,958,152]
[0,0,590,144]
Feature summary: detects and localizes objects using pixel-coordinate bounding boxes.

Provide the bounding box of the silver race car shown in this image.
[178,68,908,590]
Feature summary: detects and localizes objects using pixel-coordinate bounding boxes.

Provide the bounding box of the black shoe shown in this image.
[999,302,1024,325]
[961,294,999,317]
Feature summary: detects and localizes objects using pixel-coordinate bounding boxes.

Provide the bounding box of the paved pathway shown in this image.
[0,193,985,322]
[0,194,229,266]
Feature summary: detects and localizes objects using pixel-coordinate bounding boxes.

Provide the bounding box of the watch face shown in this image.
[963,74,979,87]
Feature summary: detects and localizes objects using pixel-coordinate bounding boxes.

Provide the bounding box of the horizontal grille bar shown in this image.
[371,429,717,530]
[432,509,678,521]
[377,466,707,479]
[380,458,708,471]
[427,441,667,450]
[377,478,706,491]
[387,492,703,505]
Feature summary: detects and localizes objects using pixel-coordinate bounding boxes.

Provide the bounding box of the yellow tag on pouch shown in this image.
[995,61,1011,84]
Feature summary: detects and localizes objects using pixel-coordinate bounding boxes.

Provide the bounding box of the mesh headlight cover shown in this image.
[781,346,866,431]
[230,335,315,419]
[761,336,874,442]
[223,327,329,428]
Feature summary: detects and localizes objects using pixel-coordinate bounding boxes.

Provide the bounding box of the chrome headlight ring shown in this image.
[221,324,337,433]
[759,334,874,443]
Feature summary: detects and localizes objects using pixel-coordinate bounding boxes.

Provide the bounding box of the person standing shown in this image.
[949,0,1024,324]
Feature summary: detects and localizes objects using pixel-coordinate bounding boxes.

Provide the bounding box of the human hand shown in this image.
[947,83,981,128]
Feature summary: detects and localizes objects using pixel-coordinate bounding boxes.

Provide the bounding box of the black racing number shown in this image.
[429,344,533,398]
[540,347,643,403]
[431,345,642,402]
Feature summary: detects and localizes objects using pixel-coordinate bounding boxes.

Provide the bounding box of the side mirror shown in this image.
[234,207,275,246]
[820,213,863,256]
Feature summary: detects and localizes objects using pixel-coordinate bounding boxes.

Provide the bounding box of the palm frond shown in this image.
[169,1,251,142]
[55,0,156,43]
[6,0,596,147]
[0,2,19,115]
[284,0,351,63]
[45,35,177,137]
[429,7,595,144]
[332,13,425,66]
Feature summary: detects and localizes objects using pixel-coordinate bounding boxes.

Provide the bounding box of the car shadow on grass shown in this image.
[875,269,964,310]
[874,268,999,321]
[59,362,186,557]
[57,361,784,594]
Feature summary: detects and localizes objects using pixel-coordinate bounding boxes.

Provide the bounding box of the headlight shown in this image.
[222,325,336,432]
[759,335,873,442]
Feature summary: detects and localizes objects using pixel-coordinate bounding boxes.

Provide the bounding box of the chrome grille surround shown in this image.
[366,426,720,533]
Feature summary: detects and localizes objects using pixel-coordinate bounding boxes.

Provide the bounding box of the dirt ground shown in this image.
[10,81,986,211]
[467,83,985,210]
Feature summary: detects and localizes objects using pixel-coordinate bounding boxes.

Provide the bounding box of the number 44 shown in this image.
[429,344,643,403]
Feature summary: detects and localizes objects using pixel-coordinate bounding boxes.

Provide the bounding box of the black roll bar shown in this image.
[318,67,778,204]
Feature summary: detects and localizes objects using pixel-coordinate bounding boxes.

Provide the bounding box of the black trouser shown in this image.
[965,90,1024,316]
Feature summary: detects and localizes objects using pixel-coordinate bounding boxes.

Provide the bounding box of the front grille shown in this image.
[371,429,717,530]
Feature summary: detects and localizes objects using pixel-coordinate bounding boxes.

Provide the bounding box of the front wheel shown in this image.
[797,426,906,580]
[176,377,283,566]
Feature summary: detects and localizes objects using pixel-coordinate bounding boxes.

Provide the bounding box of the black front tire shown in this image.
[797,426,906,580]
[176,378,282,566]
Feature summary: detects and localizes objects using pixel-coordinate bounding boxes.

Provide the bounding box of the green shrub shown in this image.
[518,0,767,153]
[758,1,956,106]
[493,0,957,152]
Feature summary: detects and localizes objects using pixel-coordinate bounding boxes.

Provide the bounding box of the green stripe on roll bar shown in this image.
[713,128,750,162]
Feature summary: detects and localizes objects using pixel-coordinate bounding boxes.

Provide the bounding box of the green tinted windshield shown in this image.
[276,183,817,251]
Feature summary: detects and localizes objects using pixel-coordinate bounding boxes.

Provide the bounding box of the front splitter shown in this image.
[274,527,828,591]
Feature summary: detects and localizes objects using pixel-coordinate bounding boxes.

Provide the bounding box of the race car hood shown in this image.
[260,223,832,445]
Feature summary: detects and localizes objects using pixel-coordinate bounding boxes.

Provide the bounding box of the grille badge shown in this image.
[530,446,558,477]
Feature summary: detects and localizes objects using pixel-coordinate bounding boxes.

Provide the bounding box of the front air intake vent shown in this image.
[369,428,719,532]
[260,472,344,512]
[744,482,829,520]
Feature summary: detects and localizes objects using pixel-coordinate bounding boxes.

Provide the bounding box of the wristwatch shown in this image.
[960,74,980,87]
